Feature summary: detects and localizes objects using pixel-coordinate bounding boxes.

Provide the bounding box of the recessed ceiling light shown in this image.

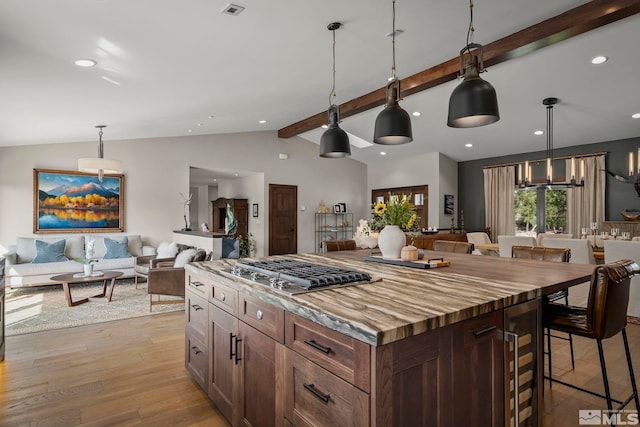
[534,130,544,136]
[234,173,239,177]
[197,123,203,126]
[208,115,214,119]
[591,55,608,65]
[465,143,473,148]
[380,151,387,156]
[75,58,97,67]
[632,113,640,119]
[412,112,421,117]
[188,129,193,133]
[259,120,267,124]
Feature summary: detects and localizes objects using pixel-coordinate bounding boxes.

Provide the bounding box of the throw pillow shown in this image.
[32,239,68,263]
[192,249,207,262]
[157,241,179,259]
[103,237,132,259]
[174,248,197,268]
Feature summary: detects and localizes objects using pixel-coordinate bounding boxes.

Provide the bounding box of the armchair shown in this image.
[146,248,209,311]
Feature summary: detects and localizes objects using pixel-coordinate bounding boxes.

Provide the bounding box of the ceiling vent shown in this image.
[221,3,245,16]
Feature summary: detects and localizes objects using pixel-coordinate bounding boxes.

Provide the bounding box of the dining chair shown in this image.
[432,240,474,254]
[536,232,574,247]
[543,259,640,412]
[497,235,536,257]
[604,240,640,317]
[542,238,596,308]
[466,232,494,255]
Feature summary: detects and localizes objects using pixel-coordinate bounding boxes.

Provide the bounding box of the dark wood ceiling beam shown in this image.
[278,0,640,139]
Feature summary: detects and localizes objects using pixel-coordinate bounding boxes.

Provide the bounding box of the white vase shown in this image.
[83,263,94,276]
[378,225,406,259]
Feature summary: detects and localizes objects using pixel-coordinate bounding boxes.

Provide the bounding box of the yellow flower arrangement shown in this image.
[371,194,421,231]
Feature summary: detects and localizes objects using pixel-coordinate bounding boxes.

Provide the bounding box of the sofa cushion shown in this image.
[103,237,132,259]
[174,248,197,268]
[157,242,179,258]
[15,235,85,263]
[88,235,143,258]
[8,260,82,276]
[32,239,69,263]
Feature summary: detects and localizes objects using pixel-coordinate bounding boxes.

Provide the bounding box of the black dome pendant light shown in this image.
[319,22,351,158]
[447,0,499,128]
[373,0,412,145]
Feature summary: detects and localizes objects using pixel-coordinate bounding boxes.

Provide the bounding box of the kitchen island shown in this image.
[184,250,595,427]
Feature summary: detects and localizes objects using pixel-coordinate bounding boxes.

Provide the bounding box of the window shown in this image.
[514,187,567,236]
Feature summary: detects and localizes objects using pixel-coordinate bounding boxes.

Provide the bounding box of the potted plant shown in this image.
[370,194,421,259]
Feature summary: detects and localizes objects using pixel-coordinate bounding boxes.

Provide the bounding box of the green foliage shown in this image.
[514,189,537,231]
[545,189,567,230]
[370,194,421,232]
[237,233,256,258]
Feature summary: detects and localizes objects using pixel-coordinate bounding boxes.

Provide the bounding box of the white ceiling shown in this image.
[1,0,639,165]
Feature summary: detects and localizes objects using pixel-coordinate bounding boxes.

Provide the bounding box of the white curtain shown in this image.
[483,166,516,242]
[566,155,606,238]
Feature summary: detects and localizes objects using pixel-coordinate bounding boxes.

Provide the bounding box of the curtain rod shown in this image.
[482,151,608,169]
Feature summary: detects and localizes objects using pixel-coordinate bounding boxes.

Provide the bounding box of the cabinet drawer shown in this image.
[209,280,238,316]
[186,291,207,342]
[239,294,284,343]
[285,312,370,392]
[185,334,208,390]
[186,271,207,298]
[282,347,369,427]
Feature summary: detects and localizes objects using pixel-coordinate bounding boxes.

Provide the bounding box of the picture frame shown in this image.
[333,204,341,213]
[444,194,454,216]
[252,203,259,217]
[33,168,125,233]
[339,202,346,213]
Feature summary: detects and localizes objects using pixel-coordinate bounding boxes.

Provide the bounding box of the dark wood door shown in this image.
[208,305,238,424]
[237,321,277,427]
[269,184,297,255]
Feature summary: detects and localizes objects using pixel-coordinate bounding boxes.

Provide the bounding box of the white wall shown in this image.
[0,131,368,255]
[367,152,457,229]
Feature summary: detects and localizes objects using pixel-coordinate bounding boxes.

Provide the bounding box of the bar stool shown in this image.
[543,259,640,412]
[511,245,575,378]
[432,240,474,254]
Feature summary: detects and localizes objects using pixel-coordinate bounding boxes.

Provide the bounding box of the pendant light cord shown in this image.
[329,27,337,107]
[391,0,397,80]
[547,104,553,160]
[465,0,475,57]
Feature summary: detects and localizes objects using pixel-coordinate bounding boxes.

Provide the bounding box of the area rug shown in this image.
[5,279,184,336]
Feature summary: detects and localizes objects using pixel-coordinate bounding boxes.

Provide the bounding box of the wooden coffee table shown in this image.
[50,271,124,307]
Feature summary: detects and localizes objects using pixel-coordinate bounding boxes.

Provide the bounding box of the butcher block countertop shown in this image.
[185,250,595,346]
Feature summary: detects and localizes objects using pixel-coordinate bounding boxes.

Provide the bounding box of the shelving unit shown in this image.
[315,212,354,252]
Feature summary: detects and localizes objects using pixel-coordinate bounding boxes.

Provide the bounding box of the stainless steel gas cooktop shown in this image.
[222,259,373,295]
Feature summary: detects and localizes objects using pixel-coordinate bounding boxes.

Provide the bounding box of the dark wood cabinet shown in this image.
[452,311,504,427]
[372,185,428,230]
[185,268,541,427]
[212,198,248,237]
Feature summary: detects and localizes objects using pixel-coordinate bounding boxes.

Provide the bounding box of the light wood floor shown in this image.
[1,312,638,426]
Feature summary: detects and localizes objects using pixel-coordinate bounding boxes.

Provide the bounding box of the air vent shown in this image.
[221,3,245,16]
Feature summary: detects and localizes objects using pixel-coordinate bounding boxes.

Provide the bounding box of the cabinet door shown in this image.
[208,304,238,424]
[504,299,541,427]
[236,321,278,427]
[452,311,504,427]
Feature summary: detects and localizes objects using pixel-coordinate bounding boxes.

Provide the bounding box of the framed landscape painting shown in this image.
[33,169,125,233]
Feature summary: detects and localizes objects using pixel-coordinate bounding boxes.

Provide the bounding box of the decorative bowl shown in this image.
[621,209,640,221]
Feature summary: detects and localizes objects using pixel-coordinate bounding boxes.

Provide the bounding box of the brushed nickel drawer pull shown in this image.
[191,304,203,311]
[303,383,330,403]
[304,339,331,354]
[190,346,202,355]
[220,293,226,302]
[191,281,204,287]
[256,309,263,320]
[473,326,497,337]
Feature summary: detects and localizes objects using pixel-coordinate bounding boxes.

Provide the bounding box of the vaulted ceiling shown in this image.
[1,0,638,164]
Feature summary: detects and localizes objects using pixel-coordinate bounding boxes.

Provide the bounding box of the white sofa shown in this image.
[3,234,156,287]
